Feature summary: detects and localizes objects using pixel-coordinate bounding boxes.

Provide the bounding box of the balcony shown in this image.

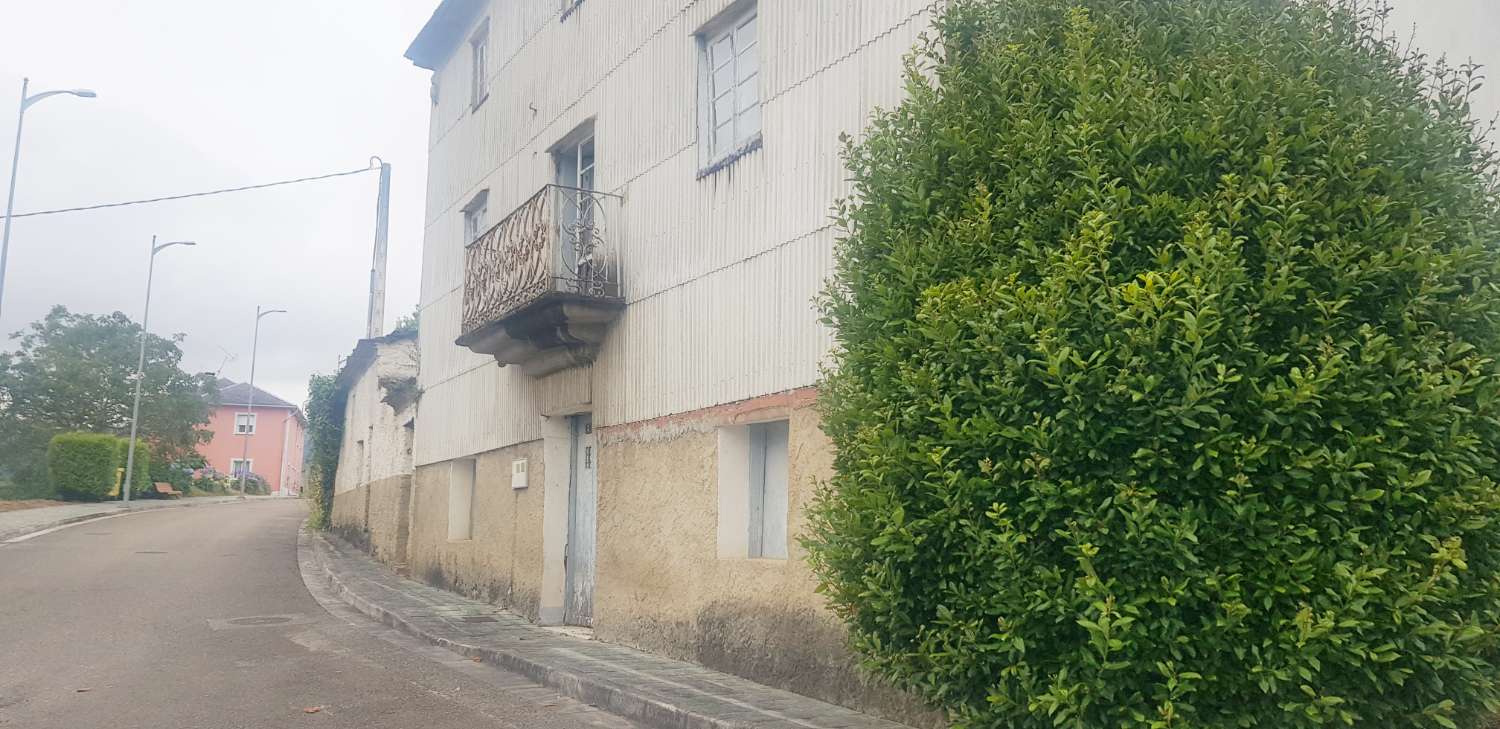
[456,184,624,377]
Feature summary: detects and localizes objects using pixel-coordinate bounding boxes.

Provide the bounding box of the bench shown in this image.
[153,482,183,499]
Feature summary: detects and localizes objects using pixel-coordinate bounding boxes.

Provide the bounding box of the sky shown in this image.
[1386,0,1500,126]
[0,1,1494,414]
[0,1,437,408]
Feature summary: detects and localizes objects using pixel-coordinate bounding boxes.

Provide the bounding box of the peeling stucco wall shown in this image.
[407,441,548,620]
[397,389,934,722]
[592,391,936,725]
[332,475,415,572]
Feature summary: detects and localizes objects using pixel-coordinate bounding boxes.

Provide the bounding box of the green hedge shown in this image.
[117,438,151,499]
[808,1,1500,728]
[48,433,121,501]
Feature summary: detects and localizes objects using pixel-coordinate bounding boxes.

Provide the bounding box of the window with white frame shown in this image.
[470,20,489,109]
[234,413,256,435]
[698,4,760,170]
[463,190,489,243]
[230,459,253,477]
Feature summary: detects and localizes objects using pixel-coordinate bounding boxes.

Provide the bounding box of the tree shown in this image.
[391,307,419,336]
[0,306,217,493]
[807,1,1500,727]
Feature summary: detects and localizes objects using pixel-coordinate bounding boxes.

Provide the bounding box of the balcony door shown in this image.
[554,130,596,291]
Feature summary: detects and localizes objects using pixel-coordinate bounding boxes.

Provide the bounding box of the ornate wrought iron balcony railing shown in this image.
[457,184,624,376]
[461,184,621,336]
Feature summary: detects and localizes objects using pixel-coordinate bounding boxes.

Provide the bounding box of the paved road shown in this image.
[0,499,639,729]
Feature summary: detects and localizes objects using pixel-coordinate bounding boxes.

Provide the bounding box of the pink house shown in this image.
[198,379,306,496]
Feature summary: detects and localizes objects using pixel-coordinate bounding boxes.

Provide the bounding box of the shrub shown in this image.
[149,454,201,497]
[304,467,330,530]
[116,438,151,499]
[304,372,344,530]
[241,473,270,496]
[0,475,55,500]
[808,1,1500,728]
[48,433,121,501]
[189,469,232,495]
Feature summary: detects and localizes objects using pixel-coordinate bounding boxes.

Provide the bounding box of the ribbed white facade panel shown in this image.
[415,0,937,466]
[415,358,544,466]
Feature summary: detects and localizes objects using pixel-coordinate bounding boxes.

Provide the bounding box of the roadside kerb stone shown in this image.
[305,531,914,729]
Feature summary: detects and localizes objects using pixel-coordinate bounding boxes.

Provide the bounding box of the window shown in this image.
[234,413,256,435]
[470,20,489,110]
[698,4,760,171]
[747,421,789,558]
[554,132,596,192]
[230,459,253,478]
[554,127,598,279]
[716,419,789,560]
[463,189,489,243]
[448,459,476,541]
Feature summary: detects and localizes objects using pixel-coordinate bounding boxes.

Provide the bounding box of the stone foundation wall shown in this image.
[407,440,547,620]
[330,475,414,573]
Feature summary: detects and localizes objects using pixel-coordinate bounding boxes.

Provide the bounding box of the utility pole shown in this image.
[366,159,391,339]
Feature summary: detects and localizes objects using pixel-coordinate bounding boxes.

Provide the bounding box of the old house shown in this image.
[330,331,420,569]
[335,0,941,718]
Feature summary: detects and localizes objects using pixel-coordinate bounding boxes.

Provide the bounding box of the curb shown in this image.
[0,496,256,544]
[303,532,849,729]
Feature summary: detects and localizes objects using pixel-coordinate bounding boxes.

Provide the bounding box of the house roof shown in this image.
[218,379,298,410]
[406,0,487,71]
[333,330,419,408]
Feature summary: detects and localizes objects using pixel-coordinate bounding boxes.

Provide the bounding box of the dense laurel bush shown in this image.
[117,437,151,499]
[807,1,1500,727]
[48,432,123,501]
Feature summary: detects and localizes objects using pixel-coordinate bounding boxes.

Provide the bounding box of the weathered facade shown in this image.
[397,0,937,719]
[330,332,419,570]
[386,0,1500,720]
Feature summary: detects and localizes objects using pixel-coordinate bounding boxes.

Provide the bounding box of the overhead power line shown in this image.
[0,164,380,220]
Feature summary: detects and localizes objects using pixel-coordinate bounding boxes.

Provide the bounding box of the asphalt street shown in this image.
[0,498,640,729]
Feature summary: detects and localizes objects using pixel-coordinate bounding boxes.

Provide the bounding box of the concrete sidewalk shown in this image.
[302,530,913,729]
[0,495,270,543]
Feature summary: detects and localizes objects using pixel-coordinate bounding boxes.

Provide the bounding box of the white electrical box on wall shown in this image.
[511,459,529,490]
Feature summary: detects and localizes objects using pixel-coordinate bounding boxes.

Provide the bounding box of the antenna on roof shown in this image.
[215,346,237,378]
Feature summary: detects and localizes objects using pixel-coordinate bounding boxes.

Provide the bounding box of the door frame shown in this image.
[537,412,593,626]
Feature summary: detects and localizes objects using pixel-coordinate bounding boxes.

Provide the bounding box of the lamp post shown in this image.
[1,78,96,320]
[122,237,195,504]
[239,305,286,494]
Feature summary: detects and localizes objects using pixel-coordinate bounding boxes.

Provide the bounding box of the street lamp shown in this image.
[0,78,96,320]
[122,237,195,504]
[239,305,286,494]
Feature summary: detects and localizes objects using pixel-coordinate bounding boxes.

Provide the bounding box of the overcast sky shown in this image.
[0,1,435,408]
[0,1,1494,413]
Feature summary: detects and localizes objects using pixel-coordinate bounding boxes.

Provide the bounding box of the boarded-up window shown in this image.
[448,459,476,541]
[747,420,789,559]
